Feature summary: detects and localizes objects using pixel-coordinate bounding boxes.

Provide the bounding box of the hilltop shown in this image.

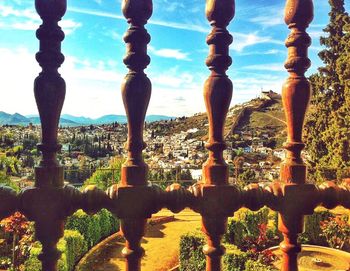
[147,91,286,146]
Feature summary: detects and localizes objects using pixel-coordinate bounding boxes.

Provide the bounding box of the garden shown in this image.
[179,207,350,271]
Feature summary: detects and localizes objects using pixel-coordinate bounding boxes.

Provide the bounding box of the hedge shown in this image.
[244,259,278,271]
[65,208,119,249]
[24,208,119,271]
[299,209,333,245]
[24,230,86,271]
[179,231,206,271]
[224,207,270,247]
[180,232,276,271]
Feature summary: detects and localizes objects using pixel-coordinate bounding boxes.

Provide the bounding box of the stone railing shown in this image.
[1,0,350,271]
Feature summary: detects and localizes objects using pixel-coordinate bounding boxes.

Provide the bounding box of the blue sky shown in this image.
[0,0,348,118]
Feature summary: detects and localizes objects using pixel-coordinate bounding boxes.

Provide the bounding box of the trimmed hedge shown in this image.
[24,230,86,271]
[65,208,119,248]
[180,232,276,271]
[24,209,119,271]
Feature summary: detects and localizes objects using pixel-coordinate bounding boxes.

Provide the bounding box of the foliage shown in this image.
[235,207,269,238]
[320,215,350,249]
[23,230,86,271]
[299,210,333,245]
[82,157,123,190]
[0,156,20,176]
[179,232,206,271]
[224,218,247,247]
[62,230,88,271]
[0,212,31,270]
[179,232,277,271]
[304,0,350,182]
[0,170,19,192]
[1,212,29,237]
[244,259,278,271]
[65,209,119,249]
[223,244,248,271]
[238,168,256,183]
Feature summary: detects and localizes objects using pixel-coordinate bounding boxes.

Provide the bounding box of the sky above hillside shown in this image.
[0,0,348,118]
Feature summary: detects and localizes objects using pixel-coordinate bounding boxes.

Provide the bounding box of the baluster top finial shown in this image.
[285,0,314,27]
[36,0,67,19]
[206,0,235,26]
[122,0,153,23]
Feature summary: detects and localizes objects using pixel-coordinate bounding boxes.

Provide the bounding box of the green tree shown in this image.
[304,0,350,182]
[82,157,124,190]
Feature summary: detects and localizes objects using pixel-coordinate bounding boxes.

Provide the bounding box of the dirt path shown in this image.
[262,112,287,125]
[76,209,201,271]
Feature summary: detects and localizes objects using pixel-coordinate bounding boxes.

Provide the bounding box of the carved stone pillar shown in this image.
[202,1,235,270]
[120,0,152,270]
[279,0,314,270]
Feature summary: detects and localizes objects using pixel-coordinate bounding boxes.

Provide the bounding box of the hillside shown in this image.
[148,94,286,144]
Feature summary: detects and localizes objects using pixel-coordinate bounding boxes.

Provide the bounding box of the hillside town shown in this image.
[0,91,295,187]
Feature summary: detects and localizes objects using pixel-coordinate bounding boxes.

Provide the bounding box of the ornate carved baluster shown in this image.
[202,1,235,270]
[30,1,66,270]
[280,0,313,270]
[120,0,152,270]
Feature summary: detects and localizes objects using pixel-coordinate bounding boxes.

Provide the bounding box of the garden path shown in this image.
[75,209,201,271]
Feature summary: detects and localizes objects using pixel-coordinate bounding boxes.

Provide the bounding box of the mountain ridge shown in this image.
[0,112,174,126]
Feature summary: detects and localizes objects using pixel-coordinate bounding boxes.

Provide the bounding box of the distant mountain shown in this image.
[0,112,30,125]
[0,112,174,126]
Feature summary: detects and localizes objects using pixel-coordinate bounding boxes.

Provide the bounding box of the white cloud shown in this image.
[148,46,190,61]
[0,47,286,118]
[249,15,284,27]
[0,4,81,34]
[231,32,282,52]
[69,6,208,33]
[236,49,285,56]
[241,63,285,72]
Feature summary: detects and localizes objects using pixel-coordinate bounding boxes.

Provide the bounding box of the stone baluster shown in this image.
[279,0,314,270]
[202,1,235,270]
[120,0,152,270]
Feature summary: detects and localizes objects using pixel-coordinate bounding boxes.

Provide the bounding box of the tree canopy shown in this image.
[305,0,350,182]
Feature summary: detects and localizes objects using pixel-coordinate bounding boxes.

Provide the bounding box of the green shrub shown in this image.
[225,207,270,248]
[24,238,67,271]
[65,209,118,248]
[300,210,333,245]
[23,230,87,271]
[224,218,247,247]
[64,230,87,271]
[244,259,277,271]
[179,232,206,271]
[98,209,112,238]
[223,244,249,271]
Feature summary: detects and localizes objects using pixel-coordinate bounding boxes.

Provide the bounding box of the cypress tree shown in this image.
[305,0,350,182]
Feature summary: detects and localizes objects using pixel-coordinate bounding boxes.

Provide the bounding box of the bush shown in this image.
[225,207,270,248]
[224,218,247,247]
[64,230,87,271]
[223,244,248,271]
[23,230,86,271]
[65,209,118,248]
[300,210,333,245]
[179,232,206,271]
[244,259,278,271]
